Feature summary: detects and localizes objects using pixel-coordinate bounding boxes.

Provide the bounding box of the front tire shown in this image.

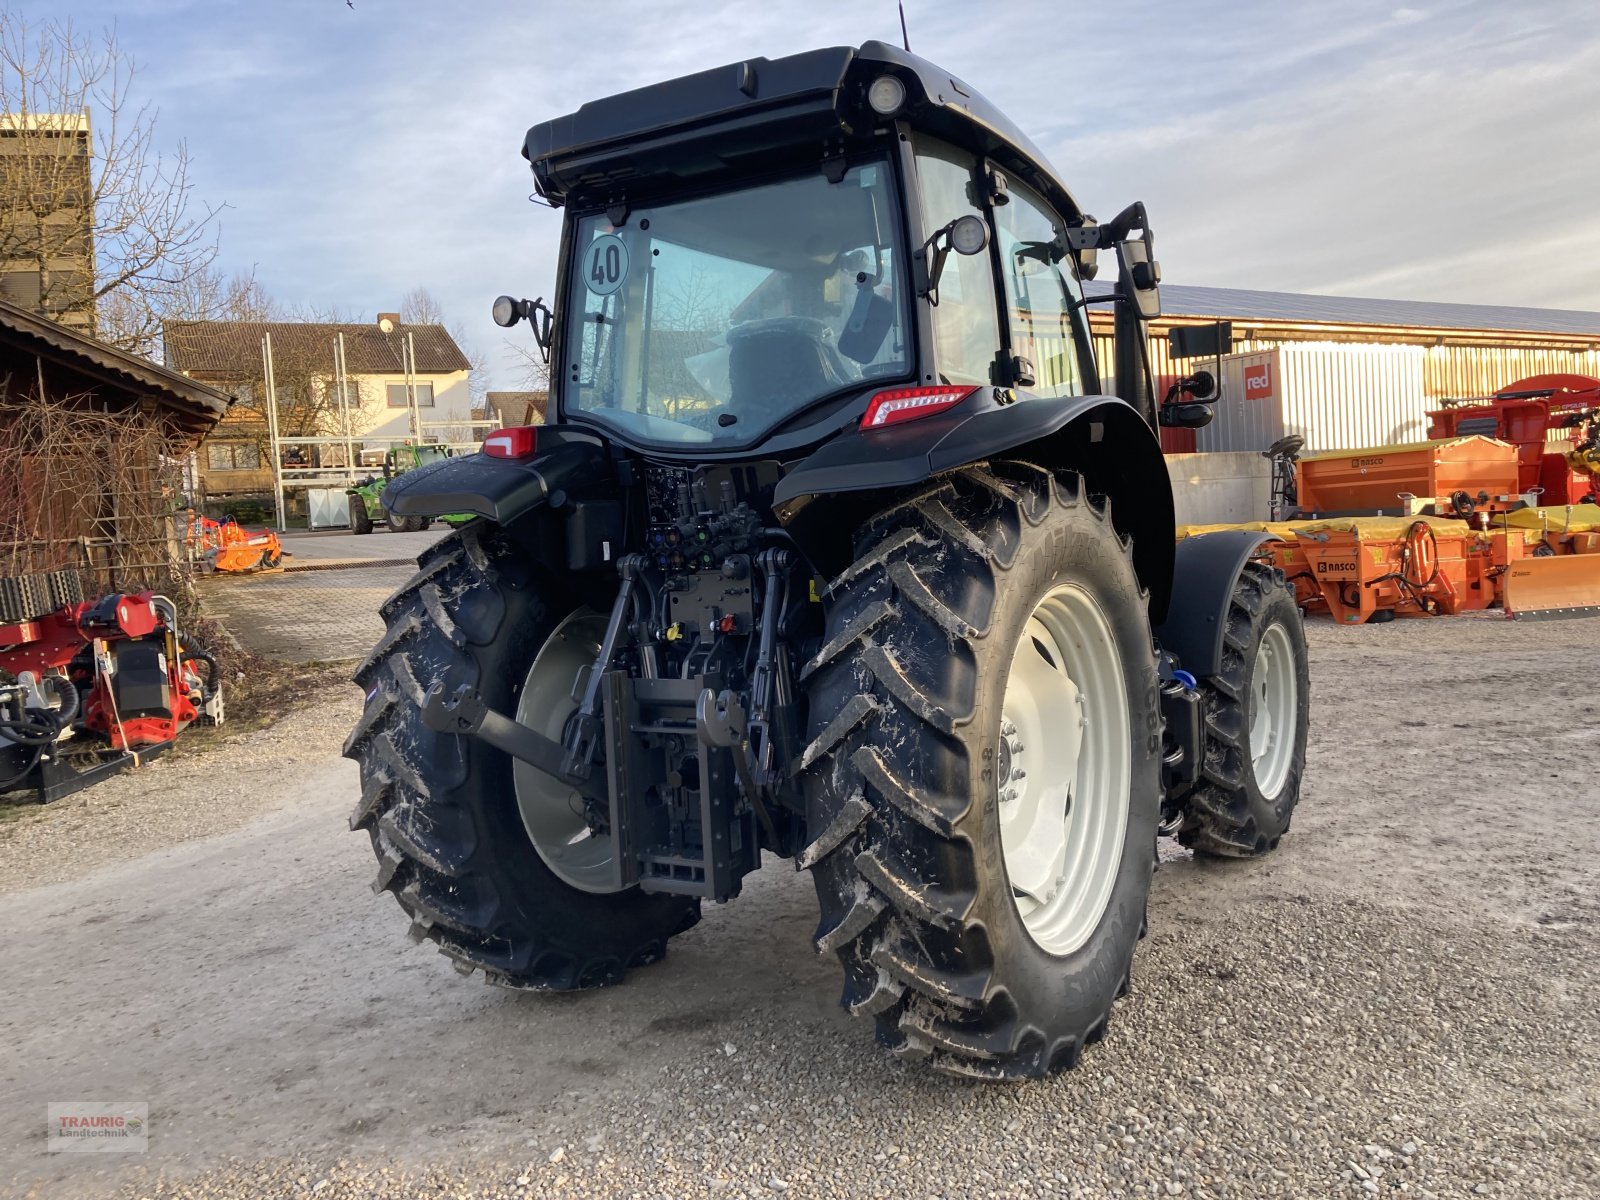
[344,525,699,989]
[801,465,1160,1079]
[1178,560,1310,857]
[349,496,373,535]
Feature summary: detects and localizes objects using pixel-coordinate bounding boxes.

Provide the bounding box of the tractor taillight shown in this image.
[483,426,539,459]
[860,385,979,430]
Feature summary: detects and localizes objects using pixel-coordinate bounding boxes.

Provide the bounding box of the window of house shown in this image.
[993,179,1086,399]
[325,378,363,407]
[386,382,434,407]
[912,138,1001,388]
[205,442,261,471]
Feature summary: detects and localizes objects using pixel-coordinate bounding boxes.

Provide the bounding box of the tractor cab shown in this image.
[492,40,1169,464]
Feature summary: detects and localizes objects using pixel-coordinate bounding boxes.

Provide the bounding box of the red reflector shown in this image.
[860,385,978,429]
[483,426,538,459]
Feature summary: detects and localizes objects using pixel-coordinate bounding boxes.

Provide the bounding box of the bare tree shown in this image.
[0,16,221,355]
[404,284,489,410]
[399,286,445,327]
[506,338,551,394]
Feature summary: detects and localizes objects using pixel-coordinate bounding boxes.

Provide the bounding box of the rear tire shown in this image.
[801,464,1160,1079]
[350,496,373,535]
[1178,560,1310,858]
[345,525,700,988]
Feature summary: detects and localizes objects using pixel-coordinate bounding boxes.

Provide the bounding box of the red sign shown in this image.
[1243,363,1273,402]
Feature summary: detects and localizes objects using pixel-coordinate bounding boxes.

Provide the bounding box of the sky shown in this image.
[14,0,1600,390]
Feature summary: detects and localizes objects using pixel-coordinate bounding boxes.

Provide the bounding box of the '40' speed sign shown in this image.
[584,234,629,296]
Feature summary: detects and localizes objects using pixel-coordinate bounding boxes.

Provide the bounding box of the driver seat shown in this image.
[726,318,849,413]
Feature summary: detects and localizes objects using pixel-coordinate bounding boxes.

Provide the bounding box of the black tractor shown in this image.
[346,41,1310,1080]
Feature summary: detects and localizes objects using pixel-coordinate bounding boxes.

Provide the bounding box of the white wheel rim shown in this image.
[998,583,1130,957]
[513,610,617,893]
[1249,621,1297,801]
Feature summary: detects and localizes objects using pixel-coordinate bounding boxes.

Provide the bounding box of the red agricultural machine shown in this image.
[1426,374,1600,506]
[0,571,224,801]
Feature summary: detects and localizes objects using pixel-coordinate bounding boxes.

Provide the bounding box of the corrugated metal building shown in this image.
[1085,284,1600,453]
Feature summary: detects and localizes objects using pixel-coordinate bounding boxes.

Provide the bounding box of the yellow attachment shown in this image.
[665,623,684,642]
[1500,506,1600,533]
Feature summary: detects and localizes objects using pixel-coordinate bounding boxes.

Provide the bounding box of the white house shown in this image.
[164,315,474,500]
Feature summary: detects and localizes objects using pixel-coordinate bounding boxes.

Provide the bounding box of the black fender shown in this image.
[383,434,606,524]
[1153,530,1277,680]
[774,391,1176,621]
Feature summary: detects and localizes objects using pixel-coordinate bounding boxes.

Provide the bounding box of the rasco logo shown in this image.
[1351,456,1385,468]
[1317,560,1359,575]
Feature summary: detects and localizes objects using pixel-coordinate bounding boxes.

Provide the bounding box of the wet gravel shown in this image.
[2,616,1596,1199]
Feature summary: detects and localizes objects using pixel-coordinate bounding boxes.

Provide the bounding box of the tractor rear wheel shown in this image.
[1178,561,1309,858]
[349,496,373,535]
[801,464,1160,1079]
[345,525,699,988]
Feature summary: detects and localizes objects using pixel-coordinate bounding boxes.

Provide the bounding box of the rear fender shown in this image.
[382,430,607,524]
[1152,530,1277,679]
[774,392,1176,620]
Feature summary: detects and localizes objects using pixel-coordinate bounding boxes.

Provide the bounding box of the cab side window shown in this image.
[912,138,1000,387]
[994,179,1085,398]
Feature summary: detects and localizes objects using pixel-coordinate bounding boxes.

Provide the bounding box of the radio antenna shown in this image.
[898,2,911,52]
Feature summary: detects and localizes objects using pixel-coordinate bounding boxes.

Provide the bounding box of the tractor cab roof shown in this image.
[524,40,1084,224]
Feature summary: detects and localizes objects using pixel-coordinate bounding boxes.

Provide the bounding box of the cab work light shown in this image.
[483,426,539,458]
[860,385,978,430]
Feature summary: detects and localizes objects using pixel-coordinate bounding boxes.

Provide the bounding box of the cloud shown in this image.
[15,0,1598,390]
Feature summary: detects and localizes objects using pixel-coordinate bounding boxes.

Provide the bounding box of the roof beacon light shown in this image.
[483,426,539,459]
[861,385,977,430]
[867,74,906,116]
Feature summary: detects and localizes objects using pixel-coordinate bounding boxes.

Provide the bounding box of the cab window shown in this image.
[911,138,1000,387]
[993,178,1086,398]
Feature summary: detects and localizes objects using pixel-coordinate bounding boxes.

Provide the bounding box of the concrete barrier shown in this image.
[1166,451,1270,527]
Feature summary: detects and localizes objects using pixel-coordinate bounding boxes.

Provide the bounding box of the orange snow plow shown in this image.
[1491,508,1600,620]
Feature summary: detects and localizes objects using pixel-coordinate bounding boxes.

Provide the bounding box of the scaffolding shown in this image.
[259,330,495,532]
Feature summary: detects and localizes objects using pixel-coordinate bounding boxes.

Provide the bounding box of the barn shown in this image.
[1087,283,1600,454]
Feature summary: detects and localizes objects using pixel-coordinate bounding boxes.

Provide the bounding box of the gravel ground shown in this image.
[0,692,354,893]
[1,614,1596,1200]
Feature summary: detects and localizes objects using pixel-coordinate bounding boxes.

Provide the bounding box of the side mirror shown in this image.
[1160,403,1213,429]
[1118,236,1161,321]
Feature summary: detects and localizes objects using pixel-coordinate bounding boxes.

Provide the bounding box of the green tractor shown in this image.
[347,444,472,534]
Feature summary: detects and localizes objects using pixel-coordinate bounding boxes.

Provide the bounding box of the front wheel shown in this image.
[349,495,373,535]
[802,465,1160,1079]
[1178,560,1310,857]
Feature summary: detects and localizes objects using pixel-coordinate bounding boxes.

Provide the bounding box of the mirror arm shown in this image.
[523,296,555,363]
[917,220,957,306]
